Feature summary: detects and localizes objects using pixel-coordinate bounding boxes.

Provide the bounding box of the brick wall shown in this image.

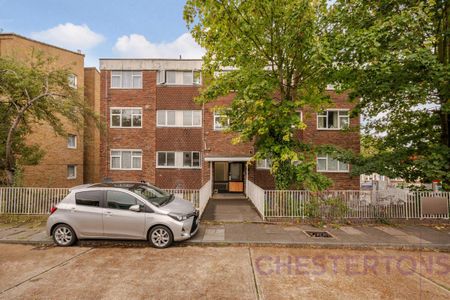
[99,66,360,190]
[0,34,85,187]
[155,85,203,188]
[100,70,157,184]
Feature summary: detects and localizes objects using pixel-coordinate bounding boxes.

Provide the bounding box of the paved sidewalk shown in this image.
[0,220,449,251]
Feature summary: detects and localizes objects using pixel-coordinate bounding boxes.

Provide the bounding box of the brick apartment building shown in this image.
[99,59,360,192]
[0,33,100,187]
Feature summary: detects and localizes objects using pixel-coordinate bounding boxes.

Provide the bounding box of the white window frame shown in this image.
[156,151,201,169]
[110,71,143,89]
[316,154,349,173]
[213,111,230,131]
[67,134,77,149]
[110,149,142,170]
[157,70,202,86]
[317,109,349,130]
[256,159,272,170]
[156,151,176,167]
[68,74,77,88]
[110,107,143,128]
[67,165,77,179]
[156,110,202,128]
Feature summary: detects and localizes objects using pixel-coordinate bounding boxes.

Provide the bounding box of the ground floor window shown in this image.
[156,151,201,168]
[256,159,272,169]
[317,154,349,172]
[67,165,77,179]
[110,150,142,170]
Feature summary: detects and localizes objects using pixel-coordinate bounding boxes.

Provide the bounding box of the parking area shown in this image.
[0,244,448,299]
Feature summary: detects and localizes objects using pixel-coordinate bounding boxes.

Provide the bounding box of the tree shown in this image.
[328,0,450,189]
[0,52,96,186]
[184,0,343,190]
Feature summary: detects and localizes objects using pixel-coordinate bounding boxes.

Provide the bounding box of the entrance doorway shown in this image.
[213,162,245,193]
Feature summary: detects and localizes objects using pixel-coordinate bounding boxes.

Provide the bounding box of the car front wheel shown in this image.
[52,224,77,246]
[149,225,173,248]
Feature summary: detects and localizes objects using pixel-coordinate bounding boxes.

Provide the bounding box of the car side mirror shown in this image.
[129,204,140,212]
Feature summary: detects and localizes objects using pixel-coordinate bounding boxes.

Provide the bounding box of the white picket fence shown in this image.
[0,187,201,215]
[0,187,70,214]
[264,189,450,220]
[1,186,449,220]
[164,189,199,208]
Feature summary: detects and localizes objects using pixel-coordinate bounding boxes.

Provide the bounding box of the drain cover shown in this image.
[304,231,333,238]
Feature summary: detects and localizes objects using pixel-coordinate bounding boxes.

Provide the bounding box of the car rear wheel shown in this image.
[149,226,173,248]
[53,224,77,246]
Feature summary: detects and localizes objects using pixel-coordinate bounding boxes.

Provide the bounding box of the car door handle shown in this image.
[104,211,113,217]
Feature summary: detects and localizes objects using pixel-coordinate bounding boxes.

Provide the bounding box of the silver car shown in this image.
[47,182,199,248]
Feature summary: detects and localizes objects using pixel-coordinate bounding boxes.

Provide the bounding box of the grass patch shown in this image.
[0,214,48,228]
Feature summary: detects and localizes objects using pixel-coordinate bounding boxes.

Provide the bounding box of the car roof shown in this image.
[90,181,147,188]
[70,181,150,191]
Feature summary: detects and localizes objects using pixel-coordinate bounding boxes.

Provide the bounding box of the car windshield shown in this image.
[127,184,173,207]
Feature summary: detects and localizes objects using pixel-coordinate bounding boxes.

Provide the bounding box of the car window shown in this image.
[75,190,103,207]
[107,190,137,210]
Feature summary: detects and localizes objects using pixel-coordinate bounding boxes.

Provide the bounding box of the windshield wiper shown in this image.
[159,194,174,206]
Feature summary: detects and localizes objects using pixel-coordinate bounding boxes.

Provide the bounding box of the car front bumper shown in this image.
[173,214,200,241]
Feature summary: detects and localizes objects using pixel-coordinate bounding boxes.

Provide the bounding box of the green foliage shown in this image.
[0,51,100,185]
[184,0,346,190]
[328,0,450,189]
[304,196,349,219]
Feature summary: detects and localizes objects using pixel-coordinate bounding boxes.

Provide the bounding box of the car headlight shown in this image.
[168,213,188,221]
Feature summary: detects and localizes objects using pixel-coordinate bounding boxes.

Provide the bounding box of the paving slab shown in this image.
[340,226,365,235]
[0,220,449,251]
[203,227,225,241]
[375,226,431,244]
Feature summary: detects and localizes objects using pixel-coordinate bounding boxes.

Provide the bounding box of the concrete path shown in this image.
[202,198,262,222]
[0,220,449,251]
[0,244,449,299]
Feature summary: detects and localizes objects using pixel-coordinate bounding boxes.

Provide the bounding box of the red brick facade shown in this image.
[99,59,360,190]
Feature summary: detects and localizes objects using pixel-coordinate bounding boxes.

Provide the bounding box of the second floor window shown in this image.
[317,110,349,130]
[111,71,142,89]
[157,110,202,127]
[111,108,142,128]
[68,74,77,88]
[158,70,201,85]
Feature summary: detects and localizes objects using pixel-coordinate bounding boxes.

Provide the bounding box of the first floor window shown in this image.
[214,111,230,130]
[111,108,142,128]
[256,159,272,169]
[156,151,201,168]
[157,110,201,127]
[67,165,77,179]
[110,150,142,170]
[67,134,77,149]
[317,110,349,130]
[317,154,349,172]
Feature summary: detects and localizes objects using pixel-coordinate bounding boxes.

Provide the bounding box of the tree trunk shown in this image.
[5,112,26,186]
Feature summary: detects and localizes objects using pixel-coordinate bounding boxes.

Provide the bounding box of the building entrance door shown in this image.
[213,162,245,193]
